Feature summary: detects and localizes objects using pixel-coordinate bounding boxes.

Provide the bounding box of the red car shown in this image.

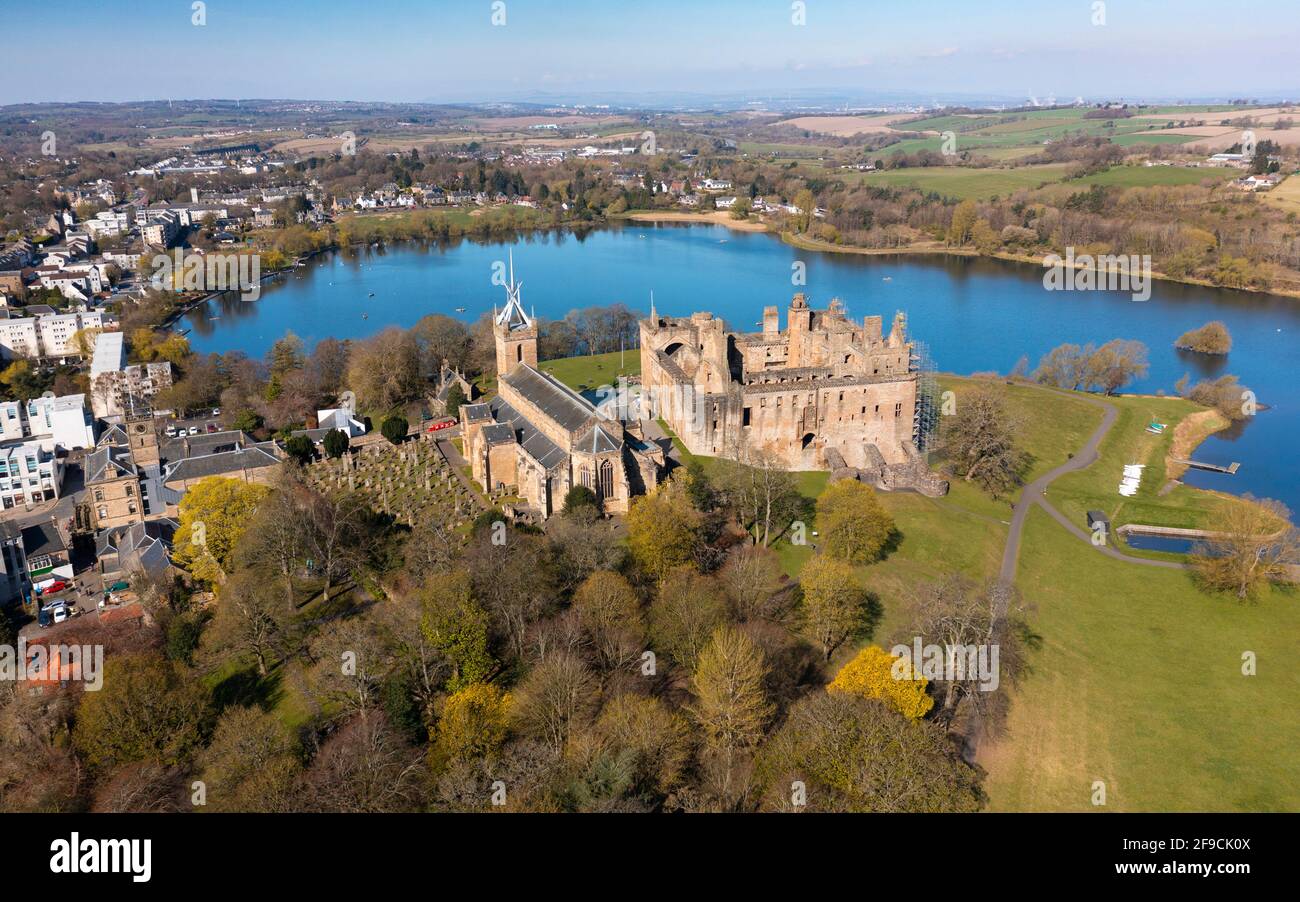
[39,580,69,595]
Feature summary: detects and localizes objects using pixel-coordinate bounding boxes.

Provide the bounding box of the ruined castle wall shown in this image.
[739,377,916,469]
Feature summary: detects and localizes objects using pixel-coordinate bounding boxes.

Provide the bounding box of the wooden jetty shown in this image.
[1174,459,1240,474]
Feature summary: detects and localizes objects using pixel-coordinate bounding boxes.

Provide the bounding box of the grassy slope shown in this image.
[982,505,1300,811]
[537,349,641,392]
[1047,393,1232,537]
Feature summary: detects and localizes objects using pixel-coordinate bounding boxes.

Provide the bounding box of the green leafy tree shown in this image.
[381,415,409,444]
[283,434,314,465]
[419,571,494,692]
[798,554,873,660]
[173,477,272,584]
[73,654,212,770]
[445,382,467,418]
[322,428,350,458]
[815,480,896,563]
[626,470,703,579]
[562,484,598,515]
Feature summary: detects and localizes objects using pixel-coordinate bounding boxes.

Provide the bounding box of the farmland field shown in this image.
[1261,174,1300,216]
[839,163,1073,199]
[1073,165,1234,187]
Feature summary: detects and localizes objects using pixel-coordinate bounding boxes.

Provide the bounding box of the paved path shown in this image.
[998,385,1188,586]
[434,435,489,510]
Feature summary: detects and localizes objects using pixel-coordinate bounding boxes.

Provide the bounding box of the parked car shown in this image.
[51,603,69,624]
[212,408,221,416]
[188,426,200,435]
[38,605,53,628]
[206,423,218,433]
[165,425,179,437]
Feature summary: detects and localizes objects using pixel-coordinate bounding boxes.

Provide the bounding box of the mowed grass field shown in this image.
[982,505,1300,811]
[836,163,1074,200]
[538,349,641,394]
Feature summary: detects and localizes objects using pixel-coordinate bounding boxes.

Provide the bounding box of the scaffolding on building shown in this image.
[910,339,940,456]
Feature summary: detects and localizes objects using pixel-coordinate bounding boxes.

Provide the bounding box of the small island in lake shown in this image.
[1175,320,1233,355]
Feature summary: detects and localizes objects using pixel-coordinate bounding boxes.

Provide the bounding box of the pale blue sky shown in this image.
[3,0,1296,105]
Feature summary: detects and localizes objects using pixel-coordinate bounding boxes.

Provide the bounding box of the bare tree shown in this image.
[913,574,1029,734]
[511,652,597,755]
[299,712,428,813]
[207,568,294,677]
[1192,497,1300,600]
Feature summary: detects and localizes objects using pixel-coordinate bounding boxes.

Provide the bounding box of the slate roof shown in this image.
[163,443,280,483]
[576,423,621,454]
[501,365,597,434]
[159,430,250,463]
[481,423,516,445]
[96,423,129,447]
[488,396,567,471]
[84,445,137,484]
[461,403,493,424]
[21,521,65,558]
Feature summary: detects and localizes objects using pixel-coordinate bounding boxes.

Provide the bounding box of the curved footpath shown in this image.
[998,385,1188,587]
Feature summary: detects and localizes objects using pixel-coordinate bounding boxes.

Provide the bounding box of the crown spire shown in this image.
[495,250,532,331]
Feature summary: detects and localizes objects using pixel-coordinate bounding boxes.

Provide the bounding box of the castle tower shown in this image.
[787,293,813,368]
[493,251,538,376]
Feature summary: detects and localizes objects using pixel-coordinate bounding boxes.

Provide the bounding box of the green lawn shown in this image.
[982,505,1300,811]
[665,375,1104,657]
[538,349,641,394]
[1048,393,1233,535]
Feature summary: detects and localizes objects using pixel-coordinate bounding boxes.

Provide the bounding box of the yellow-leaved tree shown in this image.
[432,682,511,769]
[829,644,933,721]
[626,469,703,580]
[173,477,272,585]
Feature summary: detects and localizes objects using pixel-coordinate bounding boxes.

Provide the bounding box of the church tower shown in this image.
[125,406,160,470]
[493,251,538,376]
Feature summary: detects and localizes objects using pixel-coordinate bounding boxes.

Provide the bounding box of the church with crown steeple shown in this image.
[458,254,664,521]
[492,252,539,375]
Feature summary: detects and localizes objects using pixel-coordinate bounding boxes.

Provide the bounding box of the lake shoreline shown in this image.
[780,231,1300,301]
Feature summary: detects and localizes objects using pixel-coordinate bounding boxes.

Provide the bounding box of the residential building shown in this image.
[0,310,105,361]
[20,520,73,584]
[89,331,173,418]
[95,518,177,584]
[0,441,64,508]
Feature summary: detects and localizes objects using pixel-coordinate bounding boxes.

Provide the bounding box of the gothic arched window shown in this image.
[598,459,614,500]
